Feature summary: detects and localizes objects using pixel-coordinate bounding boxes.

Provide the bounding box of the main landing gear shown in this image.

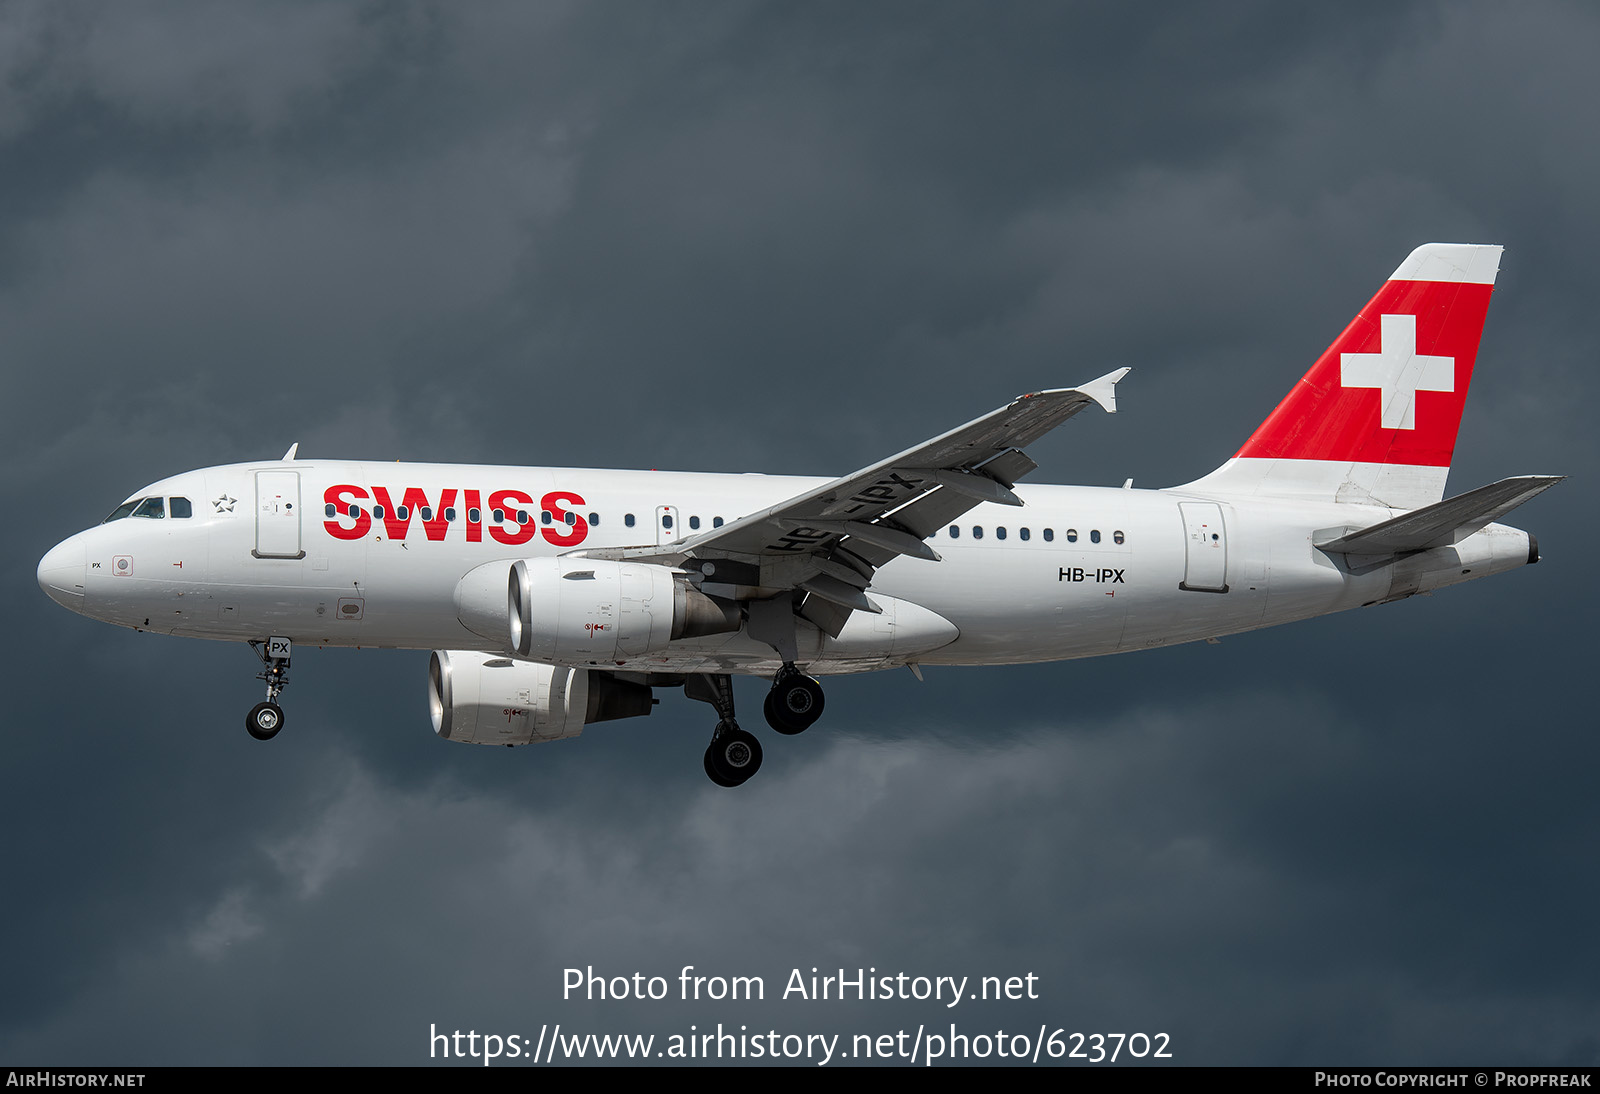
[764,664,825,735]
[686,674,762,787]
[246,638,291,741]
[686,665,827,787]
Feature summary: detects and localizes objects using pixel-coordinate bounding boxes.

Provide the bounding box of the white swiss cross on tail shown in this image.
[1193,243,1503,511]
[1339,313,1455,430]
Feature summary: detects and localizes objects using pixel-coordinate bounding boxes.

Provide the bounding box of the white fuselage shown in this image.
[38,460,1535,678]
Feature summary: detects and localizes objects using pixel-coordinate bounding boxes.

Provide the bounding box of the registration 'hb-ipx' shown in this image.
[37,244,1562,787]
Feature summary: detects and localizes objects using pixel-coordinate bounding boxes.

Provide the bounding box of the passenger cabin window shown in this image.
[444,507,456,522]
[325,503,336,518]
[949,525,960,539]
[348,504,360,519]
[1065,529,1078,543]
[972,526,984,539]
[491,508,504,522]
[588,512,600,526]
[468,508,481,523]
[516,510,529,525]
[996,527,1007,540]
[564,512,576,526]
[373,505,386,520]
[1020,527,1030,541]
[624,513,636,528]
[541,511,551,525]
[420,507,433,522]
[713,516,724,528]
[132,497,165,519]
[1043,528,1054,542]
[689,516,701,530]
[396,506,409,520]
[1090,529,1101,544]
[169,497,192,519]
[1114,530,1125,544]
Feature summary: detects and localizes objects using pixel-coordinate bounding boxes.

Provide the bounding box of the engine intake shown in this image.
[428,650,654,746]
[504,557,740,664]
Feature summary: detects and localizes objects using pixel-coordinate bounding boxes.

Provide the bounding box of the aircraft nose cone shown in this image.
[37,536,87,611]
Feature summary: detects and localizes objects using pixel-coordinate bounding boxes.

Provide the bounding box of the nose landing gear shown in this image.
[246,638,292,740]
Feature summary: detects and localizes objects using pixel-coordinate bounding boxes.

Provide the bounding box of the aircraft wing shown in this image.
[579,370,1128,639]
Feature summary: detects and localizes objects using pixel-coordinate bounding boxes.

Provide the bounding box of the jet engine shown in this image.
[427,649,654,745]
[455,556,740,665]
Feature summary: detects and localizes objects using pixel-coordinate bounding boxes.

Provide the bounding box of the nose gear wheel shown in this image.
[247,701,284,740]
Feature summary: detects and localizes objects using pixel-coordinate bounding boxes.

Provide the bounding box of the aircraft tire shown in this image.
[704,746,739,787]
[765,674,824,735]
[705,727,762,786]
[246,701,284,741]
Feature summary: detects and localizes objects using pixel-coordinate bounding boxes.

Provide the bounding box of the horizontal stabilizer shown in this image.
[1315,475,1563,555]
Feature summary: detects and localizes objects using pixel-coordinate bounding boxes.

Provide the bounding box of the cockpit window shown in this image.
[104,499,141,523]
[132,497,166,519]
[169,497,192,518]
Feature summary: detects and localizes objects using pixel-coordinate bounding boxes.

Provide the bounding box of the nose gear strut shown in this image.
[246,638,291,741]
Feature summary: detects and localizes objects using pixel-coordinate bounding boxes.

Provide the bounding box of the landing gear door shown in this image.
[1179,502,1228,593]
[255,471,305,559]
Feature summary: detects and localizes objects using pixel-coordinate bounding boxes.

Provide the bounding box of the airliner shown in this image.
[36,244,1560,786]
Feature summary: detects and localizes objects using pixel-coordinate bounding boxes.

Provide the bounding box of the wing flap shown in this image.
[799,594,853,639]
[973,448,1038,488]
[799,573,882,613]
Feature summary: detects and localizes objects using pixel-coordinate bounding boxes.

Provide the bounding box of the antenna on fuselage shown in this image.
[281,443,299,461]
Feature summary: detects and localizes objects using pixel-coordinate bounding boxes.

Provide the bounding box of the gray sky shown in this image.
[4,1,1596,1066]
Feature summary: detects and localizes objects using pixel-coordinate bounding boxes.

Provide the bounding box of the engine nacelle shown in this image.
[456,557,736,665]
[427,650,654,746]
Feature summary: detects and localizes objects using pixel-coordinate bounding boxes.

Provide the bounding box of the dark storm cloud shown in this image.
[9,689,1597,1063]
[4,0,1597,1066]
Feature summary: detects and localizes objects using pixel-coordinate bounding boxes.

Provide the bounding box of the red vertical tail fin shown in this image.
[1183,243,1502,509]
